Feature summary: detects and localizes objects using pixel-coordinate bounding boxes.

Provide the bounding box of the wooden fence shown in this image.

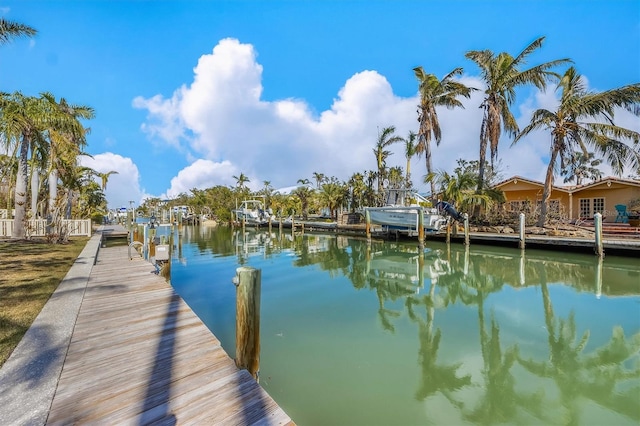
[0,219,92,237]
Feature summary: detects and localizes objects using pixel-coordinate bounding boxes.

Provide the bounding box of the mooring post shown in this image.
[418,208,425,249]
[365,209,371,242]
[233,266,261,380]
[143,224,149,260]
[463,213,470,246]
[594,212,604,258]
[519,213,526,250]
[445,221,451,244]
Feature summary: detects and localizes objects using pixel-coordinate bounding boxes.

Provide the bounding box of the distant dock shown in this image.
[247,217,640,256]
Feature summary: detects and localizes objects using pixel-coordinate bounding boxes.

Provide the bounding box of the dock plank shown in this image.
[46,237,293,425]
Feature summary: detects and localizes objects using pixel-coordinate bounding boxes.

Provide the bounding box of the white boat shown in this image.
[365,189,447,236]
[233,199,271,226]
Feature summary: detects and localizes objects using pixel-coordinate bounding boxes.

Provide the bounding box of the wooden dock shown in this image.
[44,230,294,425]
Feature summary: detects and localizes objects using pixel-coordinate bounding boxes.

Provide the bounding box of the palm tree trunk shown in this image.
[48,168,58,216]
[12,136,29,239]
[30,167,39,218]
[426,140,435,200]
[477,137,488,193]
[537,144,560,227]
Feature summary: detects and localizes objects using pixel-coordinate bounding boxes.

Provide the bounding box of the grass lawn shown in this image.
[0,237,89,368]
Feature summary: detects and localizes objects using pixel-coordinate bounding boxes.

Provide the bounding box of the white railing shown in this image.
[0,209,15,219]
[0,219,92,237]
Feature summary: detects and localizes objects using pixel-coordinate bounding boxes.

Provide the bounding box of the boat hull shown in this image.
[366,207,446,234]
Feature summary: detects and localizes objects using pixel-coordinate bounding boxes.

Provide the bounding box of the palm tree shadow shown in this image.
[137,293,181,426]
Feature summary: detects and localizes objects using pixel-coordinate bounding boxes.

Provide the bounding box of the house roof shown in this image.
[493,175,640,194]
[493,175,570,193]
[572,176,640,191]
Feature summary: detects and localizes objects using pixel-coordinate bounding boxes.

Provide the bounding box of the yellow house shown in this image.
[494,176,640,223]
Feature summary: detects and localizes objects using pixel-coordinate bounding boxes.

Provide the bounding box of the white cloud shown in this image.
[164,159,237,199]
[133,38,639,199]
[80,152,145,209]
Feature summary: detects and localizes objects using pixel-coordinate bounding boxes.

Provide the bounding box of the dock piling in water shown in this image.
[233,266,261,380]
[519,213,526,250]
[594,213,604,258]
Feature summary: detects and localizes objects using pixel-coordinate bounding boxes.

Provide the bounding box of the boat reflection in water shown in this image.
[171,227,640,426]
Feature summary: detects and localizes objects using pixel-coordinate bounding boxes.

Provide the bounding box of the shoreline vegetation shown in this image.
[0,237,88,367]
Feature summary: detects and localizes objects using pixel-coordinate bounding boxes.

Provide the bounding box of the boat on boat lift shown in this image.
[233,199,272,226]
[364,188,447,236]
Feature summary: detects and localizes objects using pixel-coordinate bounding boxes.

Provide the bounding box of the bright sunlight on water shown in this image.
[169,225,640,426]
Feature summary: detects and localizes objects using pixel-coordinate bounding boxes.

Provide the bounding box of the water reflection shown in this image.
[172,227,640,425]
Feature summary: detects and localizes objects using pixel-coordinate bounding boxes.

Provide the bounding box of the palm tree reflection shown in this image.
[517,262,640,423]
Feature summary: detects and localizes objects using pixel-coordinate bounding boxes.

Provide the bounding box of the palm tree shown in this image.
[42,93,94,216]
[387,166,404,189]
[427,168,504,215]
[414,66,475,199]
[232,172,250,189]
[0,18,37,45]
[312,172,325,189]
[561,152,603,185]
[318,181,345,220]
[465,37,570,193]
[96,170,119,190]
[292,185,313,220]
[347,172,366,211]
[513,66,640,226]
[403,131,417,186]
[0,92,49,238]
[373,126,402,200]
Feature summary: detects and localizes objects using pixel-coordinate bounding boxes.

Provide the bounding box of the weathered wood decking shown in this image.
[45,233,293,425]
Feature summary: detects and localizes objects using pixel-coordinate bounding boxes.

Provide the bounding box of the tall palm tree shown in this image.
[513,66,640,226]
[0,18,37,45]
[403,131,417,186]
[465,37,570,193]
[373,126,402,200]
[0,92,49,238]
[414,66,475,199]
[42,93,94,216]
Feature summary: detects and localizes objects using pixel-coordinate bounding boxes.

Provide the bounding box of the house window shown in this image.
[579,198,605,218]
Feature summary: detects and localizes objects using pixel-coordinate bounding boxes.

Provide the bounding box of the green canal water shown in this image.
[169,226,640,426]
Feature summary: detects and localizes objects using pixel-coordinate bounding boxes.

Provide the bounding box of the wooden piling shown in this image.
[463,214,469,246]
[594,212,604,258]
[519,213,526,250]
[418,208,424,249]
[365,209,371,241]
[445,221,451,244]
[233,266,261,380]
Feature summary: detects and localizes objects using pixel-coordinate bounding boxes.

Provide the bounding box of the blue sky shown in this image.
[1,0,639,208]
